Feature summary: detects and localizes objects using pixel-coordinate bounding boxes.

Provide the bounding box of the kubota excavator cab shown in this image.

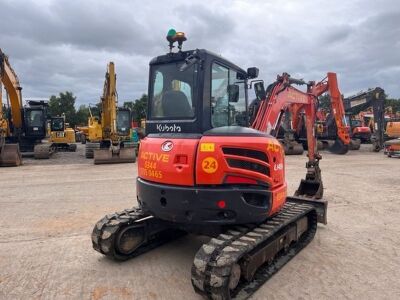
[92,31,328,299]
[137,48,285,226]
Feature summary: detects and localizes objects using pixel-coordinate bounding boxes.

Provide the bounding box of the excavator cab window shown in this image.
[50,117,65,132]
[117,109,131,135]
[211,63,246,127]
[149,61,197,119]
[26,109,44,127]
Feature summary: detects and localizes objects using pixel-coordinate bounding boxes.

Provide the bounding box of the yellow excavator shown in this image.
[48,114,77,152]
[0,49,55,165]
[85,62,136,164]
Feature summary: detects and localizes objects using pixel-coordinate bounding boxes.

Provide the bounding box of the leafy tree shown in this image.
[48,91,77,126]
[124,94,147,123]
[385,98,400,114]
[74,105,90,126]
[318,94,331,111]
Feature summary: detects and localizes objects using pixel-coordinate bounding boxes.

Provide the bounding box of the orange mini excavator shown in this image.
[92,30,331,299]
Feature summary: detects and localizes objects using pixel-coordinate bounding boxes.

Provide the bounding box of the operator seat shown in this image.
[161,90,192,117]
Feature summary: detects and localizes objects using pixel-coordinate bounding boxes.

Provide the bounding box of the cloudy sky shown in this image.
[1,0,399,106]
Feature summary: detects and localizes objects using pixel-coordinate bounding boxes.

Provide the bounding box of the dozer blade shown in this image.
[328,138,349,154]
[295,178,323,199]
[94,147,136,165]
[0,144,22,167]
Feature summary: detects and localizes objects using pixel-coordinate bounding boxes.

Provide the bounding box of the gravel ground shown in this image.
[0,144,399,299]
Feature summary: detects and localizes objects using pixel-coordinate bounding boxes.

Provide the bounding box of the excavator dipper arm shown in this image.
[0,49,22,166]
[252,73,323,198]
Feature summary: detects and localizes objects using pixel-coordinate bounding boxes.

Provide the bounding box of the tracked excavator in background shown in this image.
[85,62,136,164]
[0,49,53,166]
[253,73,350,155]
[292,81,351,154]
[48,114,77,152]
[343,87,385,151]
[92,31,330,299]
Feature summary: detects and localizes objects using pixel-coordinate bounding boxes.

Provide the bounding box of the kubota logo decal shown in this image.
[161,141,174,152]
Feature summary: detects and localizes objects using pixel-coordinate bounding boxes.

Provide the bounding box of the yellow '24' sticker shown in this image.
[202,157,218,174]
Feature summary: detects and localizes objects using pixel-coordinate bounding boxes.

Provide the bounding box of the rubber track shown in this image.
[34,144,53,159]
[92,207,184,261]
[191,202,318,300]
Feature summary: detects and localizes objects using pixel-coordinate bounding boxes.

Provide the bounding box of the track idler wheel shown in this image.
[116,225,145,255]
[328,139,349,154]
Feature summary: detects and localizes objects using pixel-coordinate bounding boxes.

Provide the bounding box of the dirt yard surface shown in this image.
[0,144,399,299]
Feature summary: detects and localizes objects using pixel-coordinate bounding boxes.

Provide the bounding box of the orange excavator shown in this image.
[92,30,330,299]
[253,73,350,155]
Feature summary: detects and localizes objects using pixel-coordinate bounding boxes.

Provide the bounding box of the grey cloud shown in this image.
[1,0,399,106]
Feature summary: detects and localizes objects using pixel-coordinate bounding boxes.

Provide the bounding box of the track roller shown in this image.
[191,202,319,300]
[34,143,54,159]
[92,208,185,261]
[85,142,100,158]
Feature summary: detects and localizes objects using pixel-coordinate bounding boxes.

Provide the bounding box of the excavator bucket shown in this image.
[328,138,349,154]
[349,139,361,150]
[295,179,323,199]
[94,147,136,165]
[283,141,304,155]
[0,144,22,167]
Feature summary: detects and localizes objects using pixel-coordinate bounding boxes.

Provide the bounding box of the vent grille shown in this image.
[222,147,268,162]
[227,158,270,176]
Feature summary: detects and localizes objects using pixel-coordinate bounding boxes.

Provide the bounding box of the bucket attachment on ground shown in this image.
[328,138,349,154]
[94,147,136,164]
[295,179,323,199]
[282,140,304,155]
[349,139,361,150]
[0,143,22,167]
[295,160,323,199]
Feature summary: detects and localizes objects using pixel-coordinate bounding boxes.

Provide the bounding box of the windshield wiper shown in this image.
[180,51,200,72]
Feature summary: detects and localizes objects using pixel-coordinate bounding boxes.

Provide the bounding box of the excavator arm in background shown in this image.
[86,62,136,164]
[0,49,22,166]
[252,72,348,198]
[0,49,23,131]
[343,87,385,151]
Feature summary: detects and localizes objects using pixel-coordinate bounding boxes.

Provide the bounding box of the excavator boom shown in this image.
[87,62,136,164]
[0,49,23,166]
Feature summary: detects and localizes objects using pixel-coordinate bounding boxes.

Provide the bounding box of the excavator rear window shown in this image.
[149,61,197,119]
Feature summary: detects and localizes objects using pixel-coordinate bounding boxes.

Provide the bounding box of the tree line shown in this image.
[48,92,148,127]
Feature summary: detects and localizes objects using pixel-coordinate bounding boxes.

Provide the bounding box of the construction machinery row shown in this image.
[1,48,140,166]
[0,49,77,166]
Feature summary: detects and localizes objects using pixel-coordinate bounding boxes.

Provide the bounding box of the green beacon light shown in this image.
[166,28,177,52]
[166,29,186,52]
